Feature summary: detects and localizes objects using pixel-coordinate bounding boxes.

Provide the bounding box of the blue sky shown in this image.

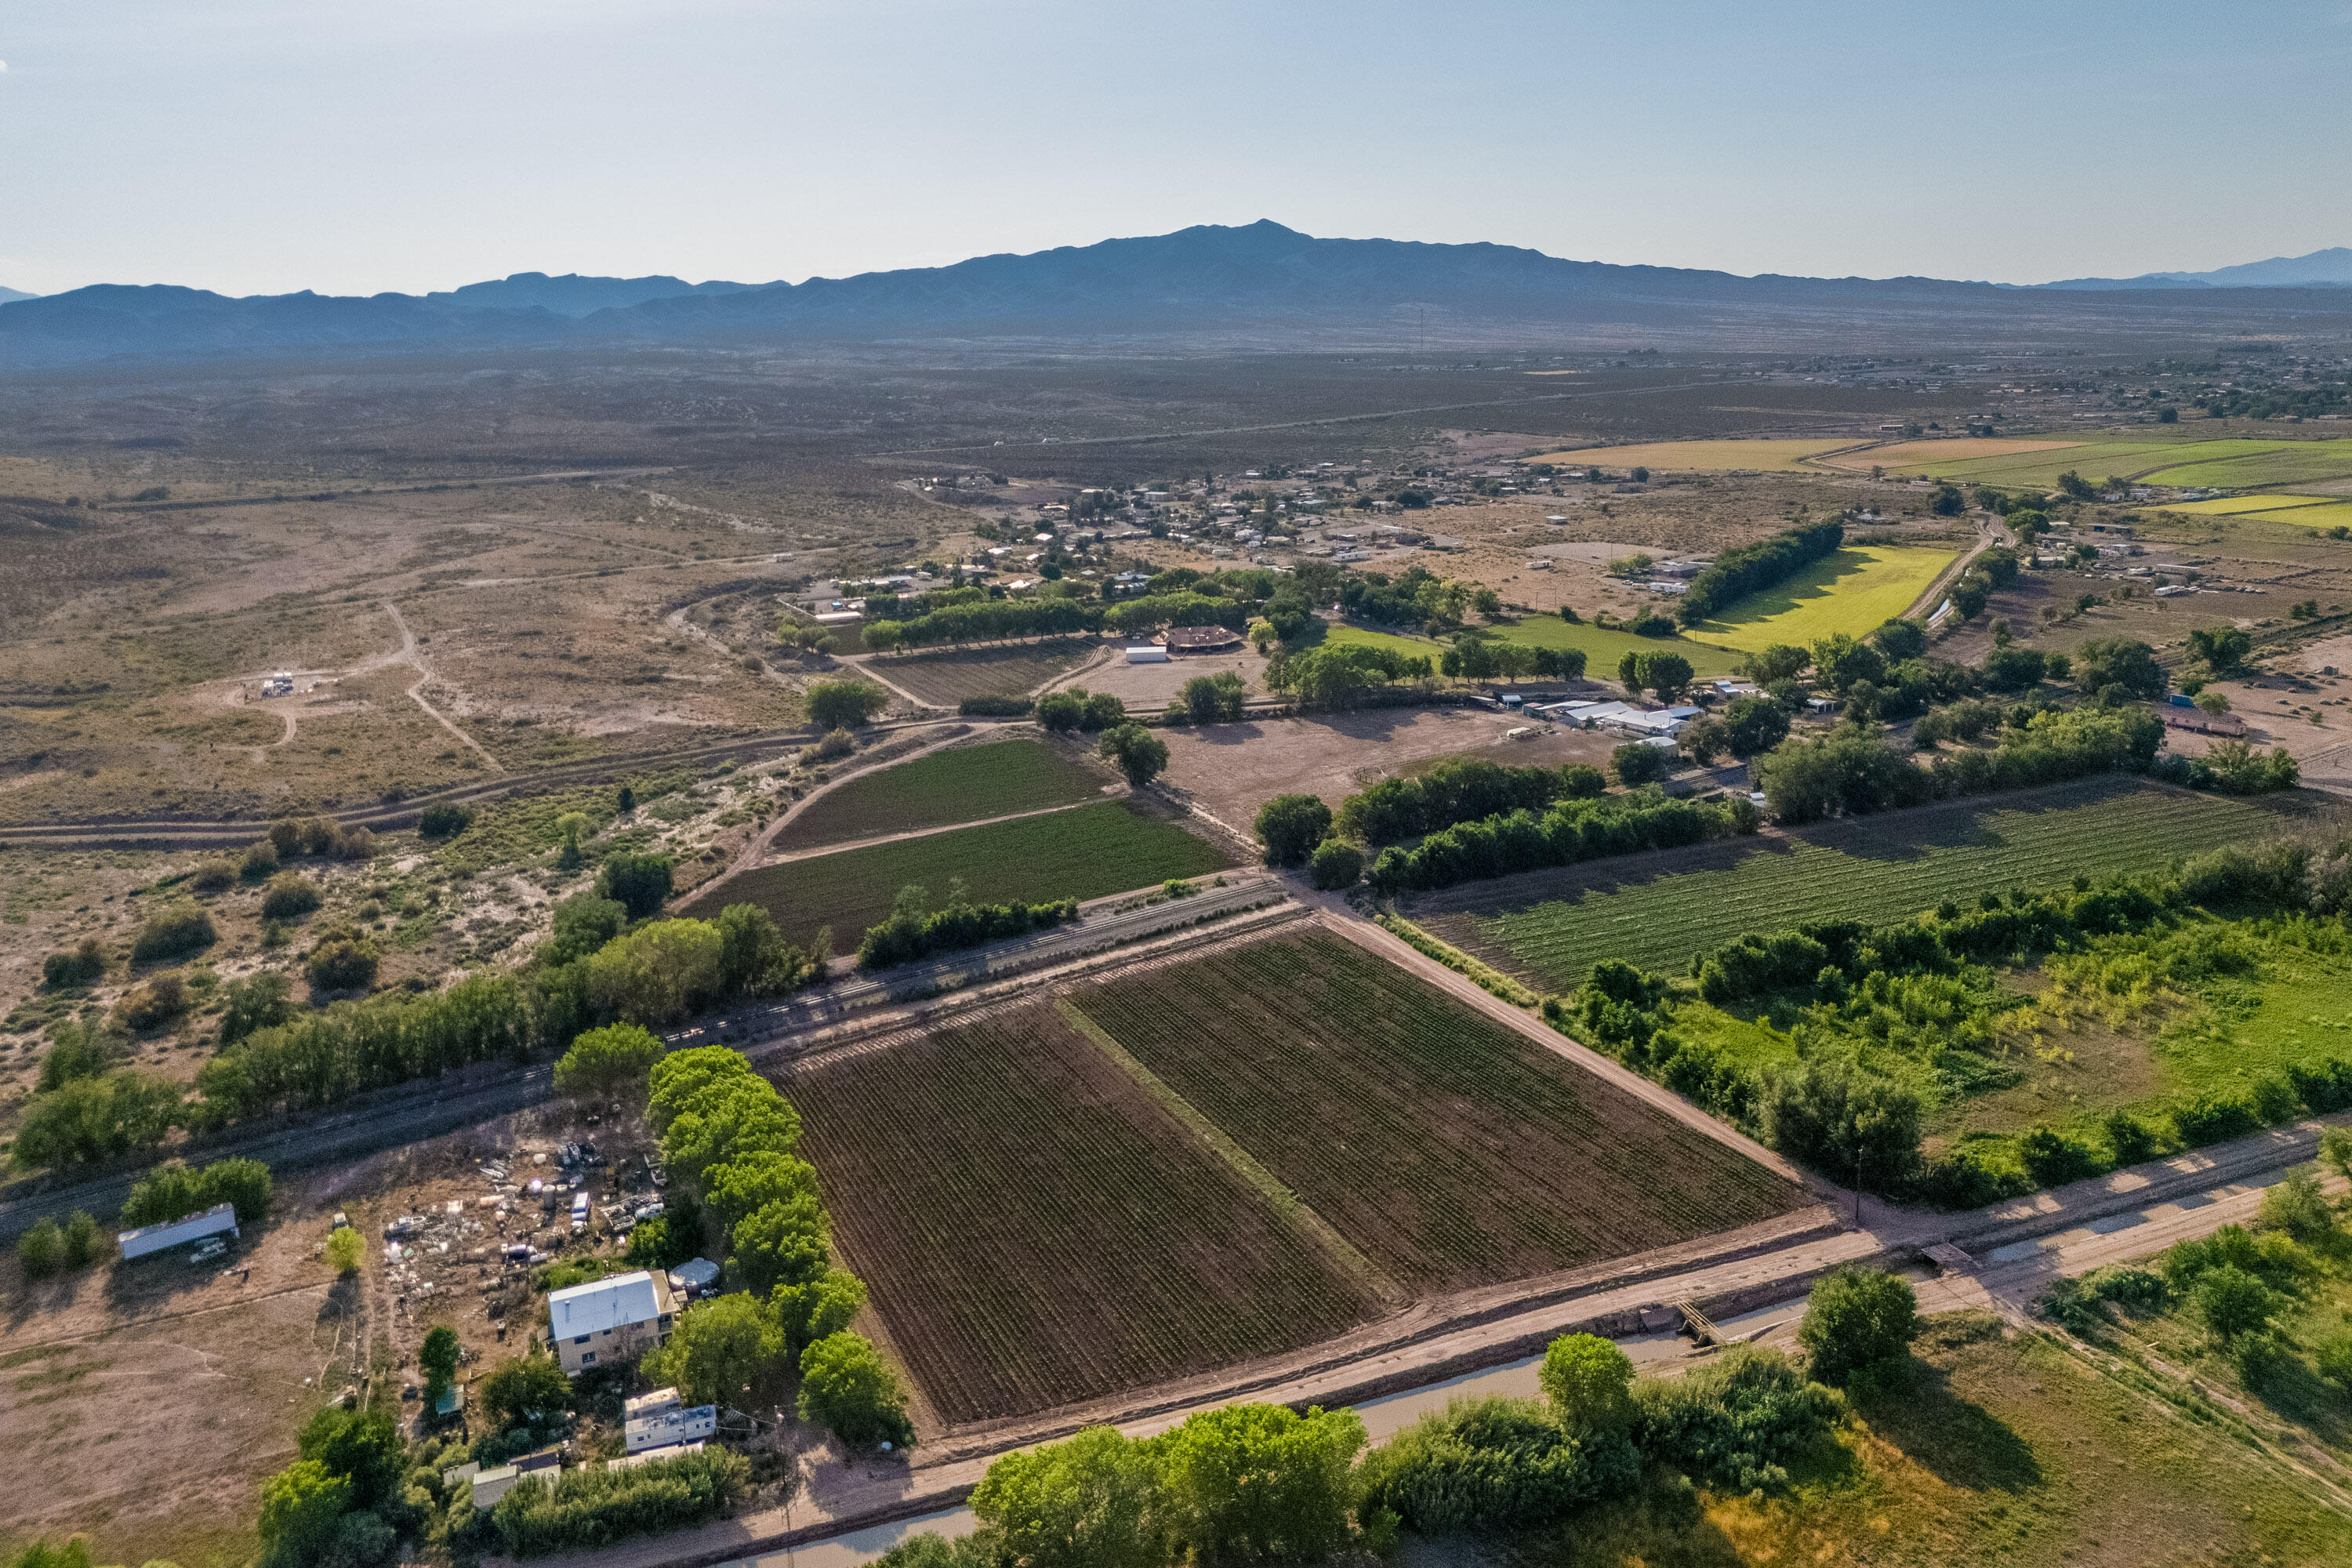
[4,0,2349,297]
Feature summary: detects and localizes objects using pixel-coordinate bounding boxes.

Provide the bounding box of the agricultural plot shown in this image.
[771,738,1109,852]
[1519,438,1863,472]
[1817,437,2082,472]
[1412,777,2301,990]
[786,1004,1377,1425]
[1682,546,1957,653]
[695,797,1232,947]
[2142,439,2352,490]
[1068,929,1805,1291]
[877,640,1094,706]
[1487,615,1743,679]
[1894,437,2258,490]
[2161,493,2336,516]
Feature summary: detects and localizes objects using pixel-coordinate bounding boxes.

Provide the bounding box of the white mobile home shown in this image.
[118,1202,239,1261]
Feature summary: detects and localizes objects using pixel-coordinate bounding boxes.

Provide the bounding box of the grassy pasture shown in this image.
[877,639,1094,706]
[1486,615,1742,678]
[1682,546,1958,653]
[691,797,1231,948]
[2142,438,2352,489]
[1410,778,2296,990]
[785,1003,1376,1425]
[1069,929,1805,1291]
[1318,621,1446,661]
[1519,438,1863,472]
[771,738,1107,852]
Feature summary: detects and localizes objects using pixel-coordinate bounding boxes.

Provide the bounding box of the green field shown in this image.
[773,739,1107,851]
[2142,438,2352,489]
[2161,493,2336,516]
[694,797,1232,948]
[1891,437,2276,490]
[1319,621,1446,661]
[1682,546,1957,654]
[1410,778,2305,990]
[1519,437,1862,472]
[1486,615,1742,679]
[878,640,1094,706]
[1069,930,1803,1291]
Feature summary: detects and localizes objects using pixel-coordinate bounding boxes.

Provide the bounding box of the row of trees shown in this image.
[857,888,1080,969]
[881,1273,1915,1566]
[1334,757,1607,846]
[1677,520,1845,626]
[1365,790,1755,895]
[1755,706,2186,825]
[635,1047,909,1446]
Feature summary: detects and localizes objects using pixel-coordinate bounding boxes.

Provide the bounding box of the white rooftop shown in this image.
[549,1270,665,1338]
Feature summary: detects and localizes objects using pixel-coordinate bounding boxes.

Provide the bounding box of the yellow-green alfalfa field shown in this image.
[1680,545,1958,654]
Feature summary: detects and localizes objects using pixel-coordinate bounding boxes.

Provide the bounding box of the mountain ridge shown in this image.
[5,221,2350,367]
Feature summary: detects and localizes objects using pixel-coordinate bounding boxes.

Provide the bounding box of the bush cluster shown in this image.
[856,893,1079,969]
[490,1448,752,1558]
[1366,789,1754,896]
[122,1156,273,1226]
[1335,757,1606,846]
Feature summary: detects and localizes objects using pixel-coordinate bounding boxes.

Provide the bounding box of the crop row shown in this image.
[773,738,1106,851]
[697,798,1232,949]
[1414,778,2289,991]
[881,642,1092,706]
[1069,930,1802,1291]
[784,1005,1376,1425]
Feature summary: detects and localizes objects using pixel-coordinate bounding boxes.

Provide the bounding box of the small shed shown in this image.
[1124,646,1171,664]
[118,1203,239,1261]
[667,1258,721,1296]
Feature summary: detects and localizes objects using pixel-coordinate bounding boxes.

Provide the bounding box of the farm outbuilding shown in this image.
[1162,626,1243,654]
[1124,646,1171,663]
[118,1202,239,1261]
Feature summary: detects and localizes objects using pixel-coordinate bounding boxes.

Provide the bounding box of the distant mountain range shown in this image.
[2031,246,2352,291]
[3,222,2349,368]
[0,285,37,305]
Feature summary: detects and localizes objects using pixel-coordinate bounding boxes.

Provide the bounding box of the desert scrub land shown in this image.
[783,1001,1381,1425]
[1412,777,2304,990]
[686,797,1232,950]
[770,736,1112,852]
[1067,928,1806,1291]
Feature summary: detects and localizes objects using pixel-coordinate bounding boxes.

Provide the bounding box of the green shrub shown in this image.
[1254,793,1332,868]
[806,681,891,731]
[1633,1346,1842,1493]
[595,853,674,921]
[123,1156,274,1227]
[17,1218,65,1279]
[192,858,238,891]
[131,902,216,963]
[260,873,324,920]
[1308,839,1363,891]
[419,802,474,839]
[1611,743,1671,786]
[241,839,281,880]
[42,938,107,989]
[797,1332,913,1449]
[306,932,381,993]
[1357,1395,1638,1534]
[1798,1266,1920,1385]
[491,1447,752,1557]
[958,694,1033,717]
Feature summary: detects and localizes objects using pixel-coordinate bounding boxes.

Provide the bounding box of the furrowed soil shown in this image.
[769,736,1112,852]
[1411,777,2308,991]
[876,641,1096,706]
[1067,928,1804,1291]
[686,796,1231,948]
[782,1003,1378,1425]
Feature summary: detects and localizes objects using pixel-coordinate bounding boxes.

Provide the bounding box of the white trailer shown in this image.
[118,1202,239,1261]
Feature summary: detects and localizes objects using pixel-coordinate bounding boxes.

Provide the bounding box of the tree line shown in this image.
[878,1269,1920,1567]
[1677,519,1844,626]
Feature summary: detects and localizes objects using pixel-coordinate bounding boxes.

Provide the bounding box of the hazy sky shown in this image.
[5,1,2349,298]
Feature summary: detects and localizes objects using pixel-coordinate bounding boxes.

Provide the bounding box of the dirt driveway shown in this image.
[1159,708,1621,827]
